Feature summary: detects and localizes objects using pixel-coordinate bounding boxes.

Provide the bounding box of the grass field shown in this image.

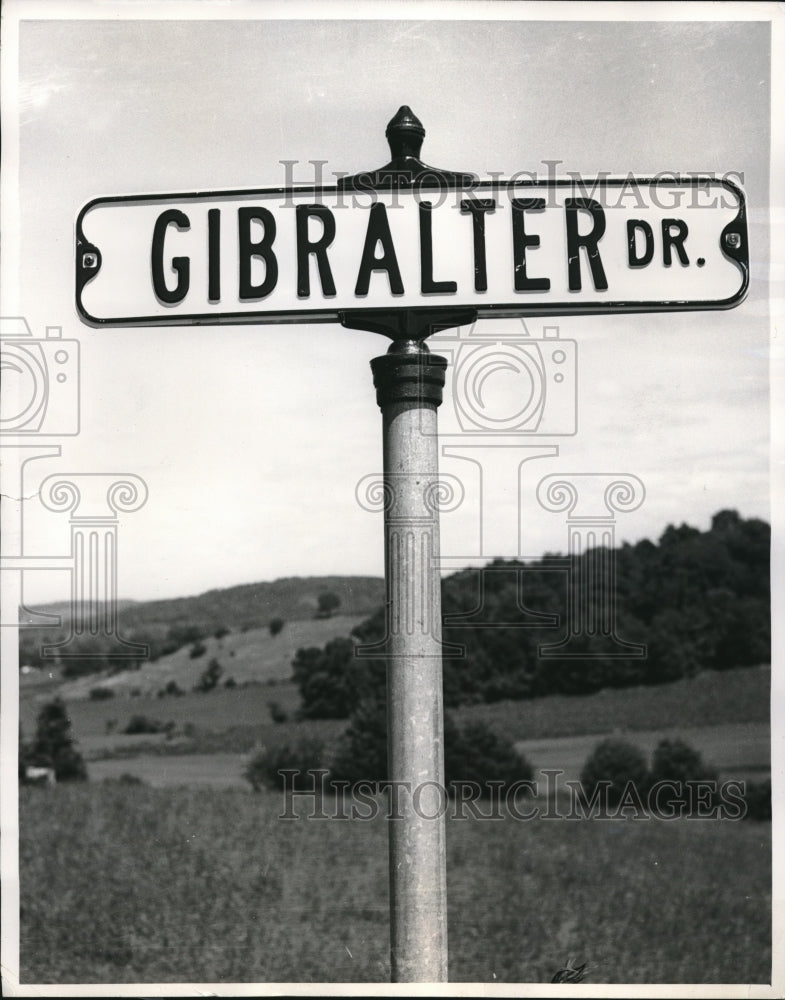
[85,718,769,790]
[21,663,768,773]
[19,783,770,984]
[17,665,771,985]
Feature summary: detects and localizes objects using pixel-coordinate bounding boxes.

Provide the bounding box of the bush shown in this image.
[89,686,115,701]
[650,737,718,785]
[267,700,288,723]
[194,658,223,693]
[316,591,341,619]
[189,641,207,660]
[214,625,230,640]
[162,623,208,657]
[329,697,388,786]
[163,679,184,697]
[124,715,167,735]
[647,737,719,814]
[330,698,532,797]
[269,617,285,637]
[25,698,87,782]
[743,778,771,821]
[579,738,649,809]
[243,738,328,792]
[445,719,534,796]
[224,676,237,689]
[108,773,146,786]
[292,637,378,719]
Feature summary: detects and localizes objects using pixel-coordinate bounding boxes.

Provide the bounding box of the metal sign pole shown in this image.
[371,341,449,981]
[339,107,478,982]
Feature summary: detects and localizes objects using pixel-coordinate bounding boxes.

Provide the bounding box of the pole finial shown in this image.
[386,106,425,160]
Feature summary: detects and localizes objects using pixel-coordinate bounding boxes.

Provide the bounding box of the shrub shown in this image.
[224,676,237,689]
[579,738,649,809]
[26,698,87,782]
[445,719,534,796]
[647,737,719,814]
[330,698,532,797]
[163,679,184,697]
[650,737,718,785]
[214,625,230,639]
[194,658,223,693]
[267,700,288,723]
[743,778,771,821]
[189,641,207,660]
[329,697,387,786]
[108,773,146,785]
[269,617,285,637]
[316,591,341,619]
[243,738,327,792]
[162,623,208,656]
[124,715,166,735]
[89,686,115,700]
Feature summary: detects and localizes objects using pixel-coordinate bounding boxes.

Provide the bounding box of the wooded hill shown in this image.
[293,509,771,717]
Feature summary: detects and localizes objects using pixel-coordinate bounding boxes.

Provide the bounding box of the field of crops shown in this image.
[19,783,770,985]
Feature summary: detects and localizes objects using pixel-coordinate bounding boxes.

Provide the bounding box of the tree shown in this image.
[27,698,87,781]
[195,657,223,693]
[579,738,648,809]
[292,637,384,719]
[316,591,341,618]
[269,617,285,637]
[330,696,532,797]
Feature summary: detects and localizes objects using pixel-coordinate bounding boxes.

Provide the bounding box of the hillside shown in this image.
[23,575,385,632]
[116,575,386,631]
[54,614,368,701]
[19,575,386,675]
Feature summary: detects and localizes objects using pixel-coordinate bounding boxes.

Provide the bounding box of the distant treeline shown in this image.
[293,509,770,717]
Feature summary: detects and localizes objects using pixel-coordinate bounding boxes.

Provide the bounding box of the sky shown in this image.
[1,3,780,607]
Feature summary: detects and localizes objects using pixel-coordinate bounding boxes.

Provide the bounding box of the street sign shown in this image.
[75,177,748,327]
[72,103,753,986]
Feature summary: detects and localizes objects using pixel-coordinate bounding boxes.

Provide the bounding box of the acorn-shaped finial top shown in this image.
[386,105,425,160]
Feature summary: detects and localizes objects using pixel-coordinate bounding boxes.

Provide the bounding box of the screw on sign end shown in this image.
[551,959,587,983]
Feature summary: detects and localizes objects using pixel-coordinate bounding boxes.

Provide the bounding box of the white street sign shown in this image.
[76,177,748,326]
